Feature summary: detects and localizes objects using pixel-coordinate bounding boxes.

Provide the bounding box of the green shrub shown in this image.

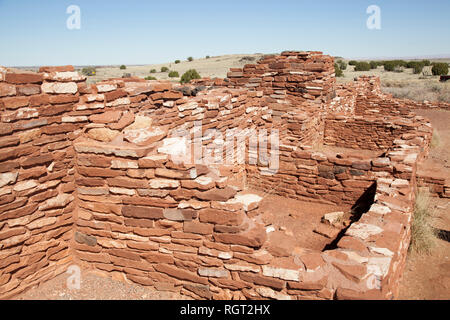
[120,65,126,70]
[187,57,194,62]
[145,76,157,80]
[150,69,157,73]
[168,71,179,78]
[334,63,344,77]
[175,60,181,64]
[337,60,347,71]
[414,64,424,74]
[383,61,397,72]
[413,62,425,74]
[348,60,357,66]
[431,63,449,76]
[354,62,371,71]
[161,66,169,72]
[81,67,96,76]
[180,69,201,84]
[383,60,409,72]
[388,60,407,68]
[405,61,425,74]
[206,55,210,59]
[422,60,431,66]
[369,61,378,69]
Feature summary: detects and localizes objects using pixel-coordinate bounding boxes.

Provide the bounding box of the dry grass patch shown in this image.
[382,81,450,103]
[410,189,438,254]
[431,130,441,148]
[337,62,450,103]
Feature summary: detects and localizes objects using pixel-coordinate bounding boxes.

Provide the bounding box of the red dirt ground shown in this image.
[397,109,450,300]
[16,269,190,300]
[254,192,352,251]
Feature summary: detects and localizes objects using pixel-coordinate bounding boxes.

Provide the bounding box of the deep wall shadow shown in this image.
[323,181,377,251]
[436,228,450,242]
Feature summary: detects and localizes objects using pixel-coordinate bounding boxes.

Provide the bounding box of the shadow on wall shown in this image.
[323,181,377,251]
[436,228,450,243]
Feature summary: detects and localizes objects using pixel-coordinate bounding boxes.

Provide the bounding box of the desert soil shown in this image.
[254,191,352,251]
[16,269,190,300]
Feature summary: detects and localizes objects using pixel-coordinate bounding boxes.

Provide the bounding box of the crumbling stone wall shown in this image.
[0,51,436,299]
[323,115,427,151]
[69,125,430,300]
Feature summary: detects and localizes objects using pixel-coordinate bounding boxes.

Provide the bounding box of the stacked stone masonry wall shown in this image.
[0,52,438,299]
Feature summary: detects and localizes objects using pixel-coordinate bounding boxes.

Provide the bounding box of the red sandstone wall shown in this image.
[0,55,436,300]
[193,51,336,105]
[0,67,190,298]
[323,115,428,151]
[70,127,431,300]
[0,66,82,298]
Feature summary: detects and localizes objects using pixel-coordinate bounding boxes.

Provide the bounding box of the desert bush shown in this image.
[337,60,347,71]
[168,71,179,78]
[422,60,431,66]
[383,60,408,72]
[414,65,424,74]
[406,61,425,74]
[414,63,425,74]
[206,55,210,59]
[120,65,126,70]
[431,63,449,76]
[161,66,169,72]
[431,129,441,148]
[180,69,201,84]
[150,69,157,73]
[187,57,194,62]
[348,60,357,66]
[410,189,437,254]
[354,62,371,71]
[369,61,379,69]
[390,60,407,67]
[175,60,180,64]
[81,67,96,76]
[383,61,397,72]
[145,76,157,80]
[334,63,344,77]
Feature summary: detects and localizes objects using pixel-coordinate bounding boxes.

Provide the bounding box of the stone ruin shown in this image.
[0,51,446,300]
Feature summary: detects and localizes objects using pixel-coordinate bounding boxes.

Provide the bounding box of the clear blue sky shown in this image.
[1,0,449,66]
